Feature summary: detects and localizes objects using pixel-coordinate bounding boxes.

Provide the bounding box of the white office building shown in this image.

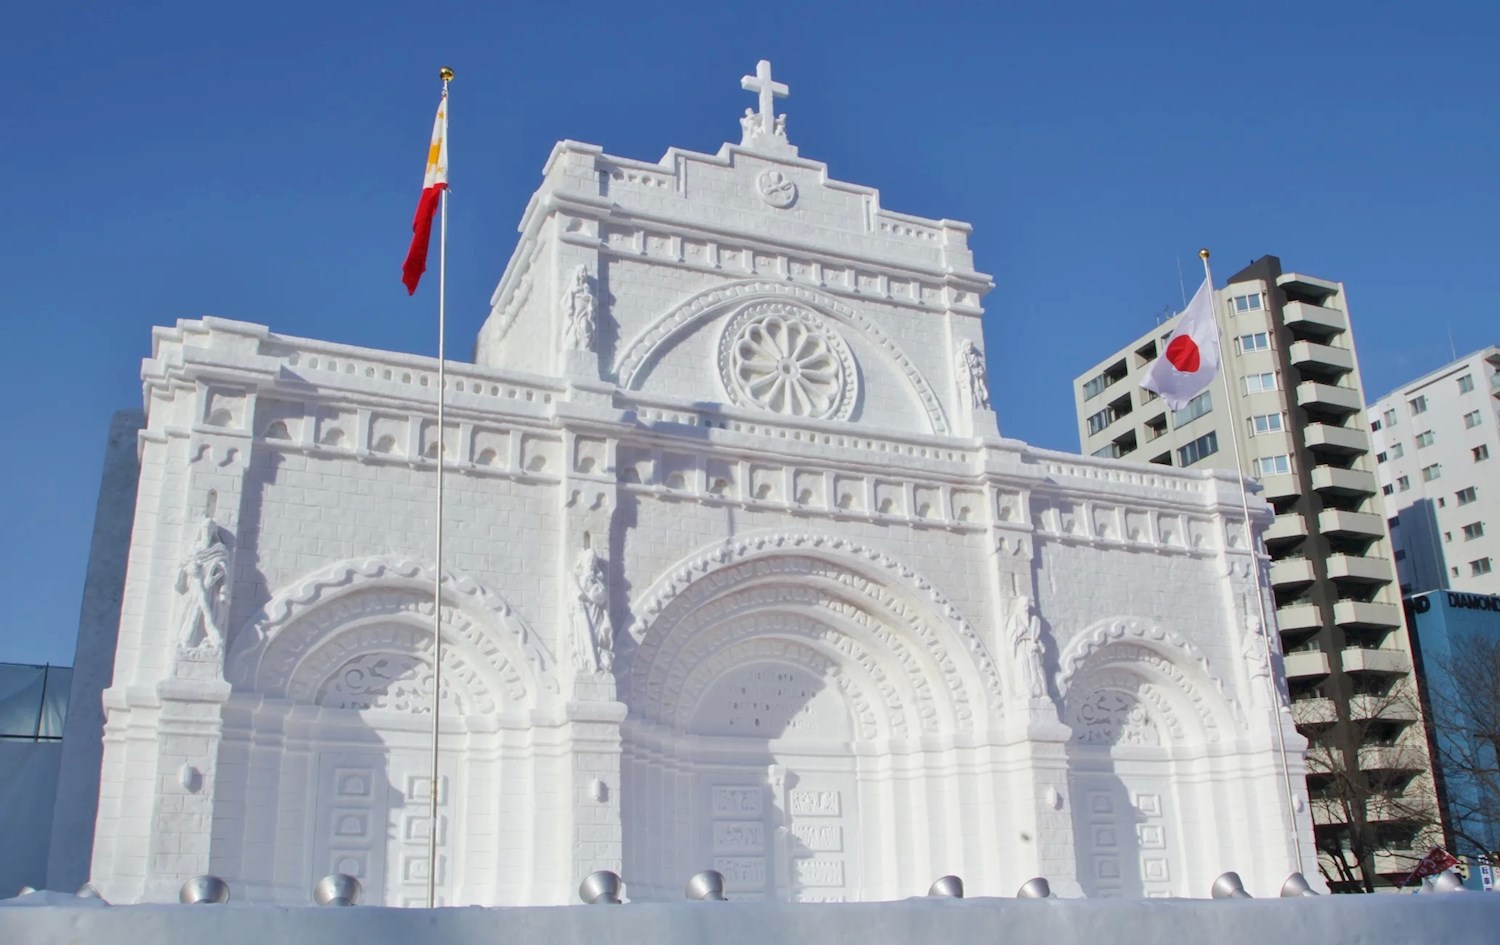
[1369,347,1500,596]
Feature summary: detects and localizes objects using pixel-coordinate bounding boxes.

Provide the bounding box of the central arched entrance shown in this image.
[618,535,1006,902]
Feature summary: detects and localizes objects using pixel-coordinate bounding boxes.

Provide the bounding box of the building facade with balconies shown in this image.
[1369,347,1500,597]
[1073,255,1440,890]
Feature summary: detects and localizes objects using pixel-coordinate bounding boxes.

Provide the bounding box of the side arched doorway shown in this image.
[1058,622,1240,898]
[219,558,551,906]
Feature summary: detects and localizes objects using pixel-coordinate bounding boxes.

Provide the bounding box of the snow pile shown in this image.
[2,891,1496,945]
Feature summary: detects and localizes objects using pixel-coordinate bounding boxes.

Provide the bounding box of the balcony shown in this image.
[1342,647,1412,675]
[1310,798,1341,827]
[1289,340,1356,376]
[1278,603,1323,633]
[1358,744,1426,773]
[1271,557,1316,589]
[1284,649,1332,680]
[1304,423,1369,457]
[1325,554,1394,585]
[1292,696,1337,726]
[1319,509,1385,539]
[1259,472,1301,502]
[1283,301,1349,336]
[1296,381,1363,417]
[1334,600,1403,631]
[1350,693,1419,723]
[1310,466,1377,498]
[1263,512,1308,547]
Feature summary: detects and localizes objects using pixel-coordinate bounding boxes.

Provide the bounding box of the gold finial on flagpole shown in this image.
[1199,248,1210,259]
[440,67,454,82]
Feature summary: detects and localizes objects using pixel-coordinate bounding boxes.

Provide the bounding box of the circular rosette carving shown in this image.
[719,302,856,420]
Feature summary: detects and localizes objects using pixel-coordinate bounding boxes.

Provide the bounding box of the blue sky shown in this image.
[1,1,1496,666]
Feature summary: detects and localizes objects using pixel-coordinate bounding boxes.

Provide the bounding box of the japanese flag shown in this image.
[1140,277,1221,410]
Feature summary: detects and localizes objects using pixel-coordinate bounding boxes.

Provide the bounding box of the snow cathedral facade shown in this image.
[57,62,1318,905]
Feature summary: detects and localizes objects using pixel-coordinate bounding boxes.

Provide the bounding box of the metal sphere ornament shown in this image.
[579,870,622,904]
[1016,877,1052,899]
[927,875,964,898]
[685,870,727,901]
[1210,871,1252,899]
[180,875,231,905]
[439,67,455,82]
[314,873,363,906]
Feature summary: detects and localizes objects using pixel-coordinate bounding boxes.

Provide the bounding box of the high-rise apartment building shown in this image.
[1369,347,1500,596]
[1073,255,1440,890]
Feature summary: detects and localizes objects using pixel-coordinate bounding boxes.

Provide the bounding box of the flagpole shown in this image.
[426,65,453,911]
[1198,248,1306,870]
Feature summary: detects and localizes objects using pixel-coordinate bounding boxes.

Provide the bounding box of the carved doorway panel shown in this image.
[687,661,860,902]
[312,748,462,906]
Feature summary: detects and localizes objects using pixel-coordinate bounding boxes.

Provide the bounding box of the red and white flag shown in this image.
[402,93,449,295]
[1140,276,1221,410]
[1397,846,1459,889]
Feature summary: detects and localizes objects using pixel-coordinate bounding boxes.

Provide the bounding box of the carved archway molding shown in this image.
[1056,617,1240,745]
[612,280,950,435]
[624,531,1004,724]
[226,555,558,703]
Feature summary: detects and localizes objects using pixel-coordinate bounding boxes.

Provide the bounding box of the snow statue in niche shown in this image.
[1009,595,1047,700]
[562,265,597,351]
[571,548,613,674]
[175,517,229,651]
[957,340,991,410]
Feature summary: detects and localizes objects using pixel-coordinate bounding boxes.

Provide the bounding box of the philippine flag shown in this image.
[1140,277,1221,410]
[402,93,449,295]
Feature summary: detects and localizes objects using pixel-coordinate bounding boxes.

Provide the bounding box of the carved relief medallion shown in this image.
[756,169,797,208]
[718,302,856,420]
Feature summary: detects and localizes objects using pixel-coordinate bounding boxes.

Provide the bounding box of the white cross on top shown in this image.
[740,59,788,136]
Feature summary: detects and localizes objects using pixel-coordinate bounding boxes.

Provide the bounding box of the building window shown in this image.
[1463,522,1486,541]
[1172,390,1213,427]
[1383,407,1398,427]
[1249,413,1284,436]
[1417,430,1436,448]
[1458,374,1475,394]
[1086,407,1113,435]
[1092,444,1122,459]
[1397,476,1411,492]
[1371,419,1383,432]
[1395,549,1407,560]
[1382,483,1395,495]
[1472,558,1494,577]
[1422,464,1443,482]
[1457,486,1479,505]
[1410,395,1428,415]
[1232,293,1262,313]
[1236,332,1270,353]
[1390,442,1405,459]
[1376,451,1388,463]
[1244,372,1277,394]
[1254,454,1292,477]
[1178,431,1219,466]
[1476,444,1491,462]
[1389,516,1401,529]
[1464,410,1482,429]
[1083,373,1109,401]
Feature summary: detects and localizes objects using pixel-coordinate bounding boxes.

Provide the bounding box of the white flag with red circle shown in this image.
[1140,276,1221,410]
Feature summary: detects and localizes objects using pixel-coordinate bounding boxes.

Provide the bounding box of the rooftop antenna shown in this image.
[1448,324,1458,360]
[1176,256,1188,308]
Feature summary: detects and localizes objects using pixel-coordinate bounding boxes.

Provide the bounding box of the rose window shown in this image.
[719,303,855,420]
